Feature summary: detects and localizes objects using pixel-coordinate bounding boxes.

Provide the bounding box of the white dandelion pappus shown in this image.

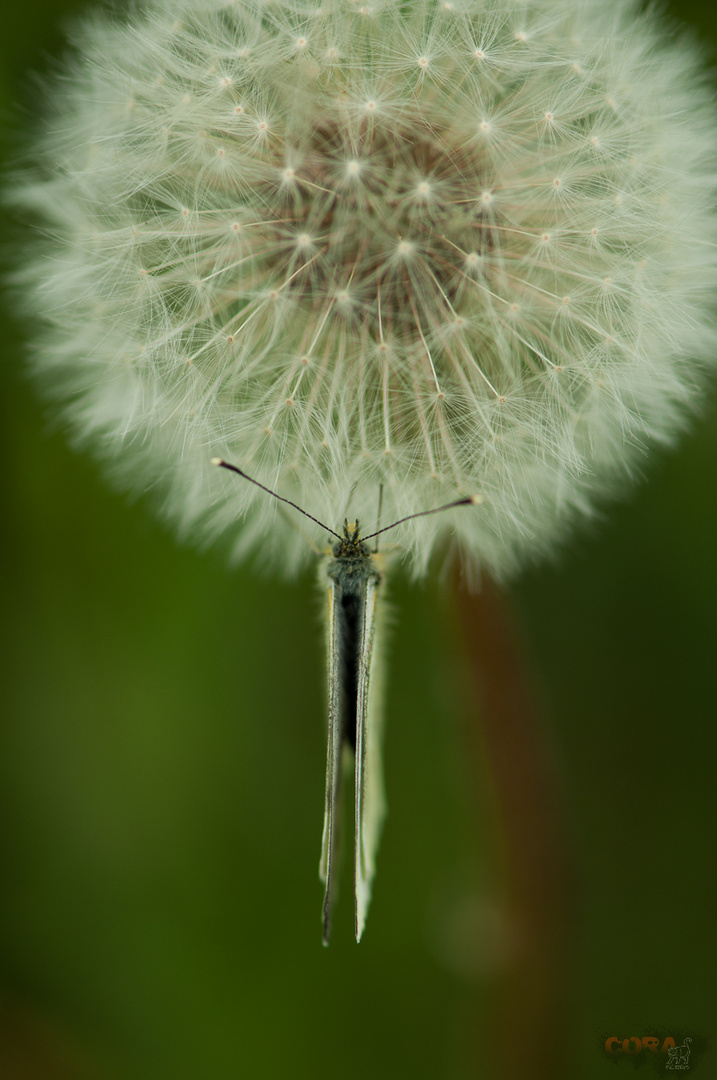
[8,0,717,939]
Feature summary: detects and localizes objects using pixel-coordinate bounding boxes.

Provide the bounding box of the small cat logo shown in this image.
[666,1037,692,1071]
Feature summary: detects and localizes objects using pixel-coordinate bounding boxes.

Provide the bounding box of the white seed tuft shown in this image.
[7,0,717,580]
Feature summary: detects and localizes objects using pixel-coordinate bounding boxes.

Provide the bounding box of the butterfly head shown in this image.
[332,520,371,559]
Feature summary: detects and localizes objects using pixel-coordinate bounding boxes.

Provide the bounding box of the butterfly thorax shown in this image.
[327,521,382,594]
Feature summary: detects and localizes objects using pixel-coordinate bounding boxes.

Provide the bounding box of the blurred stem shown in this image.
[452,571,575,1080]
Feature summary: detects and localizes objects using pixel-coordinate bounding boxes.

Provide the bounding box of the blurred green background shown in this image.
[1,2,716,1077]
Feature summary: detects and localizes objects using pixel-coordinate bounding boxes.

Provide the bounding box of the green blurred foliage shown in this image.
[1,2,716,1077]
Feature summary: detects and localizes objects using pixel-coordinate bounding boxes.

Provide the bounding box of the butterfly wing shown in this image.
[354,570,387,942]
[319,574,343,946]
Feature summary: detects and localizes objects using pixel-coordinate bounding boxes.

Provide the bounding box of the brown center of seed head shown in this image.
[257,113,495,336]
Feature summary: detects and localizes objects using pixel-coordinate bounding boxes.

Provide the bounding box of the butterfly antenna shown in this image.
[211,458,343,542]
[361,494,482,545]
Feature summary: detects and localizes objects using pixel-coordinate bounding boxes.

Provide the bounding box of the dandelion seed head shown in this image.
[8,0,717,579]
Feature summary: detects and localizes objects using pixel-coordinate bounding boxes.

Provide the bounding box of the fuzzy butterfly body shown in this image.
[320,522,386,944]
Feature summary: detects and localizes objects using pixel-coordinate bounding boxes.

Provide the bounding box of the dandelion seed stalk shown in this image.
[453,572,574,1080]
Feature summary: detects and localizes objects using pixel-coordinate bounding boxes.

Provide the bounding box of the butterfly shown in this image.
[211,458,477,943]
